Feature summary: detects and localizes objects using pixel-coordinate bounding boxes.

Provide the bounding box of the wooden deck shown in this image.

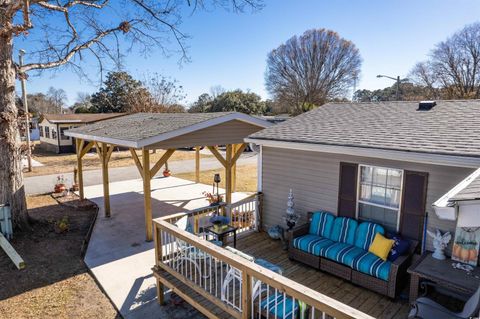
[233,232,410,319]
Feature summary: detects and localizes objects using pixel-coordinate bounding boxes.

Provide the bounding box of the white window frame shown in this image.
[356,164,404,232]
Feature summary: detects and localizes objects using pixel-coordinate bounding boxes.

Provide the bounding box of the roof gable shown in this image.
[65,112,271,148]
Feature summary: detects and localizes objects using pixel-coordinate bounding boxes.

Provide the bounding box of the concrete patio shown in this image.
[83,176,250,318]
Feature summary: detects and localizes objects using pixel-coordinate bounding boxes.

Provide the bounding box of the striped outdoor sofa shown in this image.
[288,211,417,298]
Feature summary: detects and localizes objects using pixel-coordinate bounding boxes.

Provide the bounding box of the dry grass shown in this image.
[25,148,212,177]
[175,164,257,193]
[0,195,119,319]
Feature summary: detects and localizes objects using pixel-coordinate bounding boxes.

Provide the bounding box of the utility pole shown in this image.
[19,49,32,172]
[396,76,400,101]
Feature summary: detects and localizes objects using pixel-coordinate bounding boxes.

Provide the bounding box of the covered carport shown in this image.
[65,112,271,241]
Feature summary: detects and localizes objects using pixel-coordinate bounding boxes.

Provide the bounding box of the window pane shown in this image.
[361,166,373,184]
[372,167,387,186]
[385,188,401,208]
[358,203,398,232]
[359,183,372,201]
[371,186,386,205]
[387,169,402,188]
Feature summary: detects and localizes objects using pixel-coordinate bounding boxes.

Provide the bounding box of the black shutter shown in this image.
[400,170,428,241]
[337,162,358,218]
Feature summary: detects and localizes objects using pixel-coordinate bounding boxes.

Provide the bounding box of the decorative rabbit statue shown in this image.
[427,229,451,260]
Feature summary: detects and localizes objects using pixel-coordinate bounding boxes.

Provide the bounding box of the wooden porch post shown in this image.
[97,142,113,218]
[225,144,233,204]
[142,148,153,241]
[232,144,238,193]
[195,146,200,183]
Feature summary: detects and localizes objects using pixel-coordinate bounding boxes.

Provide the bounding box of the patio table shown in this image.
[408,252,480,303]
[205,225,238,247]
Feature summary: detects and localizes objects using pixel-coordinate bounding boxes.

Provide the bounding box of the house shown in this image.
[38,113,126,153]
[246,100,480,252]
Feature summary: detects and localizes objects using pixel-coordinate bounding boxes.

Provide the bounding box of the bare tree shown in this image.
[47,87,68,113]
[209,85,225,98]
[265,28,362,114]
[144,72,186,108]
[410,22,480,99]
[0,0,262,228]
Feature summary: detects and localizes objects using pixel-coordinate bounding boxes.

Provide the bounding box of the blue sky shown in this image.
[16,0,480,105]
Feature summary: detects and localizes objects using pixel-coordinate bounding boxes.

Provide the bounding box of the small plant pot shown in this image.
[163,170,171,177]
[71,184,79,192]
[54,184,67,194]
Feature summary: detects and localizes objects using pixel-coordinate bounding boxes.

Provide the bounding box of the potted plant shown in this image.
[202,191,223,206]
[54,175,67,193]
[210,215,230,232]
[163,161,171,177]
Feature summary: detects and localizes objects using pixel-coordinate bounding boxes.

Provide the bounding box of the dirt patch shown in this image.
[0,195,119,319]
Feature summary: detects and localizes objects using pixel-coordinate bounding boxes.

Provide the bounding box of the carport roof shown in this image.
[65,112,271,148]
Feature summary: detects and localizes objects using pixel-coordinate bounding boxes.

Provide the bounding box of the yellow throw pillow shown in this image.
[368,233,394,261]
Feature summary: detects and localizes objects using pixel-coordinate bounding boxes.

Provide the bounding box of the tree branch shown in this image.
[19,21,131,72]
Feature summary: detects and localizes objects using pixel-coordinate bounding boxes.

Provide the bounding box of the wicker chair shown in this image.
[288,212,417,298]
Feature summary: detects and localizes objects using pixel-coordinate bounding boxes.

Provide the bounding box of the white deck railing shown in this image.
[153,196,373,319]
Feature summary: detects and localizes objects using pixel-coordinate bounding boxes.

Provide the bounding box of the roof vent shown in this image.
[418,101,436,111]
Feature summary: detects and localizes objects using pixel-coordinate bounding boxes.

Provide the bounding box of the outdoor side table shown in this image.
[407,252,480,304]
[205,225,238,248]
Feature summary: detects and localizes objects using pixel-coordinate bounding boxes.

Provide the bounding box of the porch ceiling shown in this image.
[65,112,271,149]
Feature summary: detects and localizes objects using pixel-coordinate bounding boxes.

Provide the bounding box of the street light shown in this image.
[376,74,409,101]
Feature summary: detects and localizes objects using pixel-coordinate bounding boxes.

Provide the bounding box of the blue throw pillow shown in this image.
[387,234,410,262]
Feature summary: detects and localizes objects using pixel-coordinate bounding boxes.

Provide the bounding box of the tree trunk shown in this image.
[0,12,29,228]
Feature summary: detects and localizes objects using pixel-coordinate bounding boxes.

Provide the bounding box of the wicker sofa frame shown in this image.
[287,214,418,298]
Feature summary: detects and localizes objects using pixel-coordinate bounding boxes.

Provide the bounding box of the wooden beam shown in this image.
[232,145,237,193]
[231,143,247,165]
[79,141,94,158]
[100,142,111,218]
[241,271,251,319]
[76,139,85,200]
[142,148,153,241]
[225,144,233,204]
[195,146,200,183]
[207,146,227,168]
[130,148,144,179]
[0,232,25,270]
[150,149,175,177]
[106,144,114,162]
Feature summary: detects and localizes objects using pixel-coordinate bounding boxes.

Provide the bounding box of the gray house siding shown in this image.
[261,146,474,252]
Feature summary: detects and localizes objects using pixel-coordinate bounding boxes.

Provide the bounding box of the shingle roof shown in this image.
[43,113,126,123]
[248,100,480,158]
[451,170,480,201]
[65,112,271,148]
[67,112,232,141]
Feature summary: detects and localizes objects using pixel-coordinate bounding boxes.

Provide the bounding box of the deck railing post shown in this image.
[241,269,251,319]
[154,223,165,305]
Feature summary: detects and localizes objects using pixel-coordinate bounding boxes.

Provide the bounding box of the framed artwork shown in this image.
[452,227,480,266]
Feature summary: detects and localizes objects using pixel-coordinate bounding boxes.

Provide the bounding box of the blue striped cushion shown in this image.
[323,242,365,266]
[328,217,358,245]
[354,222,385,251]
[261,293,299,319]
[292,234,335,256]
[308,211,335,238]
[352,251,391,281]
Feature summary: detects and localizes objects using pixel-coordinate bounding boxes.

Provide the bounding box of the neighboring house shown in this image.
[246,100,480,252]
[38,113,126,153]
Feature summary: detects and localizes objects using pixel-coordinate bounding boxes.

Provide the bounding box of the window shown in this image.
[357,165,403,232]
[39,125,44,137]
[60,127,70,140]
[44,126,50,138]
[52,128,57,139]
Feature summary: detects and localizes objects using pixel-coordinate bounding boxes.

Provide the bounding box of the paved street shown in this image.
[24,152,257,195]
